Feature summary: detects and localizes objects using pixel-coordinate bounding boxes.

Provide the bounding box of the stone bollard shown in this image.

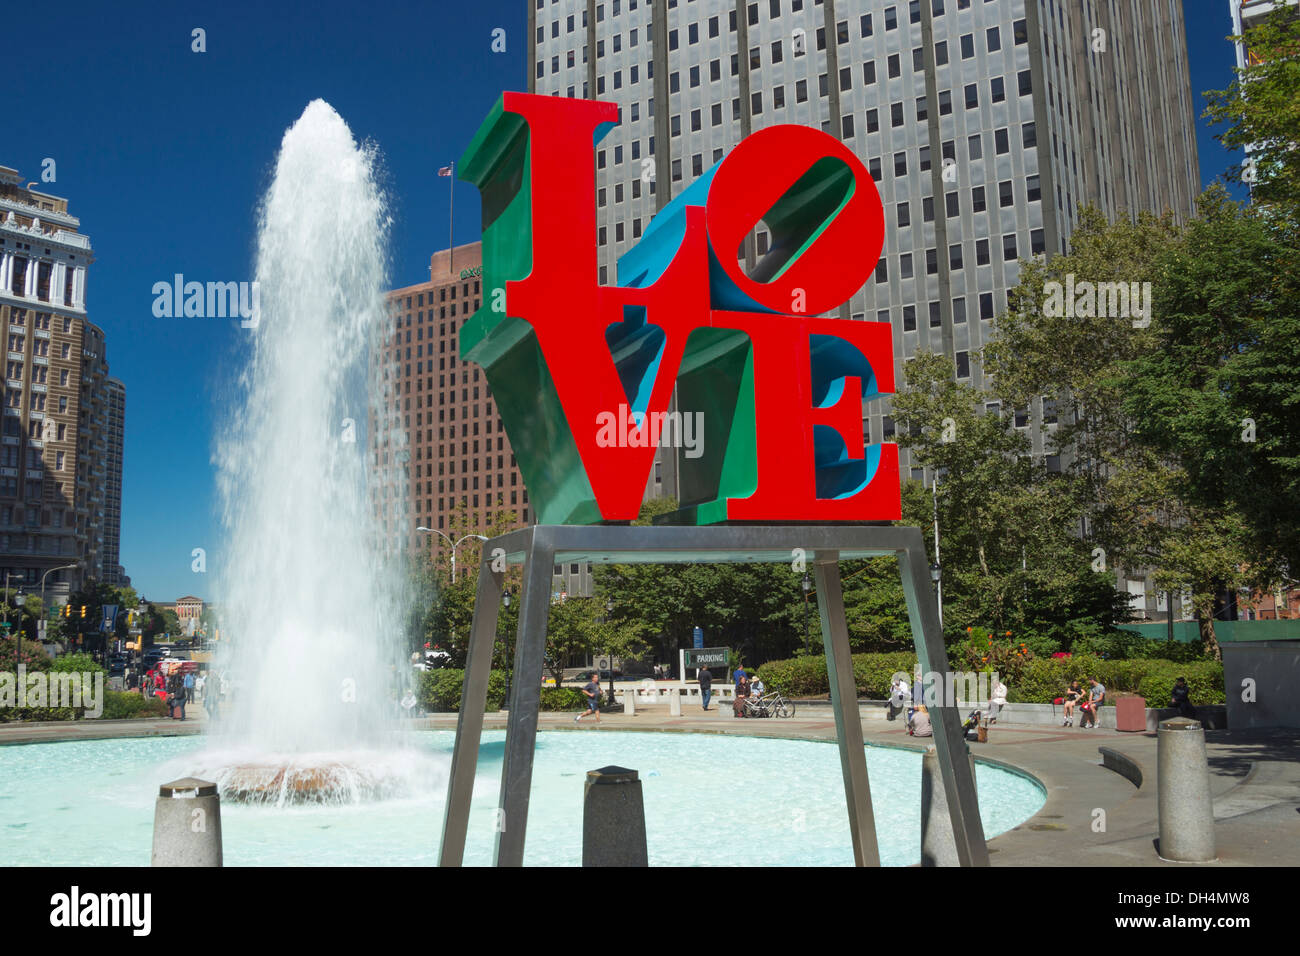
[623,687,636,715]
[668,689,682,717]
[152,777,222,867]
[1157,717,1216,862]
[583,766,648,866]
[920,746,976,867]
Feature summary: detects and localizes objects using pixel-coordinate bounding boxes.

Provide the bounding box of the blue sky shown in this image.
[5,0,1247,602]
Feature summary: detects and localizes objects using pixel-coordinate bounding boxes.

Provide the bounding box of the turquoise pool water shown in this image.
[0,731,1044,866]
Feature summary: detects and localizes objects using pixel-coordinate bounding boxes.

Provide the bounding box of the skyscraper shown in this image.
[529,0,1199,480]
[0,166,124,596]
[371,243,532,562]
[103,377,126,587]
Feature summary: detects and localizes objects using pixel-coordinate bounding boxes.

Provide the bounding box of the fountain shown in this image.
[195,99,426,804]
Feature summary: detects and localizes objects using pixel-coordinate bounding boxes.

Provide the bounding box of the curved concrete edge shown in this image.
[0,718,203,747]
[1098,746,1145,788]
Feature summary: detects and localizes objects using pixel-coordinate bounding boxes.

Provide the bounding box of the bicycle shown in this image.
[748,691,795,718]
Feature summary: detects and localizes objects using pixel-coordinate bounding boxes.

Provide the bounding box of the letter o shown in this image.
[704,124,884,316]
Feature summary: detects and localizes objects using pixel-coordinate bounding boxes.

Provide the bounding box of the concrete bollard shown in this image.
[668,689,682,717]
[1157,717,1216,862]
[152,777,222,867]
[582,766,648,866]
[920,746,976,867]
[623,687,636,715]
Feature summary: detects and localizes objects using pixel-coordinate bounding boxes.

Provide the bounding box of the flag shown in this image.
[438,164,454,177]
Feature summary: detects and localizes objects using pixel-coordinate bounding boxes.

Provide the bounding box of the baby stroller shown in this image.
[961,710,983,741]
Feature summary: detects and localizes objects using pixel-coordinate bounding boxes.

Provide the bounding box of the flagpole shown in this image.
[448,161,455,276]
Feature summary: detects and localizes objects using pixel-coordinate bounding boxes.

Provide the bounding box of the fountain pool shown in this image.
[0,731,1043,866]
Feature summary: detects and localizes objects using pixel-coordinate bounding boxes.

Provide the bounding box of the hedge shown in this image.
[758,653,918,699]
[420,669,506,712]
[539,687,588,711]
[757,652,1224,705]
[419,672,599,712]
[101,691,169,720]
[0,688,165,722]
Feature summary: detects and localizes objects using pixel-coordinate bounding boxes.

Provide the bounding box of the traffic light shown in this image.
[80,605,86,618]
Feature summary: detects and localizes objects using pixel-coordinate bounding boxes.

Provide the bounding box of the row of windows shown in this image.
[877,288,1010,335]
[874,227,1045,282]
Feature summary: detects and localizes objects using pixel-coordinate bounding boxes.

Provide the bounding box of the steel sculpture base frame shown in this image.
[437,524,989,867]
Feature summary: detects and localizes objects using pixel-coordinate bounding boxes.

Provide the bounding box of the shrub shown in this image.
[758,652,918,698]
[539,687,587,711]
[100,691,168,720]
[758,650,1225,706]
[1135,662,1226,707]
[0,636,50,672]
[851,652,920,699]
[420,669,506,712]
[50,653,105,676]
[950,628,1036,685]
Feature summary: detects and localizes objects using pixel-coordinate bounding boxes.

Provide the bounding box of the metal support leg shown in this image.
[897,528,989,866]
[438,552,505,866]
[493,531,555,866]
[814,554,881,867]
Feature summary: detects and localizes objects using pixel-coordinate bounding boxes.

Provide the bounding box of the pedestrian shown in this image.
[1080,677,1106,729]
[908,705,933,738]
[987,676,1007,724]
[575,671,602,723]
[167,671,186,721]
[888,675,908,721]
[699,664,713,711]
[732,674,751,717]
[1062,678,1083,727]
[401,688,418,717]
[195,672,206,702]
[1171,676,1196,719]
[734,662,747,688]
[183,669,195,704]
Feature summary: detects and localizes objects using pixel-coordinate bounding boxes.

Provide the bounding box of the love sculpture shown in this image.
[440,93,987,868]
[459,92,898,524]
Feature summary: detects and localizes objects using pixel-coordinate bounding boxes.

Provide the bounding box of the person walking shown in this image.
[576,671,602,724]
[183,669,196,704]
[699,664,713,711]
[888,676,908,721]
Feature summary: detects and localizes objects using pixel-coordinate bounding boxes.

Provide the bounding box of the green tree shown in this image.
[1203,9,1300,228]
[891,350,1130,650]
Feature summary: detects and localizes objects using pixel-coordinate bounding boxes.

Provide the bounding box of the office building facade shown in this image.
[529,0,1198,480]
[371,243,533,563]
[0,166,124,596]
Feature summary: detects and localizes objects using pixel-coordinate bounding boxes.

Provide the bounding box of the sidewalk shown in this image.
[414,703,1300,867]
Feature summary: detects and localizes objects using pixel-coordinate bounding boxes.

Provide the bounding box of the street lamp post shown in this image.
[604,597,614,710]
[930,563,943,630]
[801,573,811,654]
[501,589,512,711]
[416,527,489,653]
[39,562,80,651]
[5,571,23,669]
[415,527,489,583]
